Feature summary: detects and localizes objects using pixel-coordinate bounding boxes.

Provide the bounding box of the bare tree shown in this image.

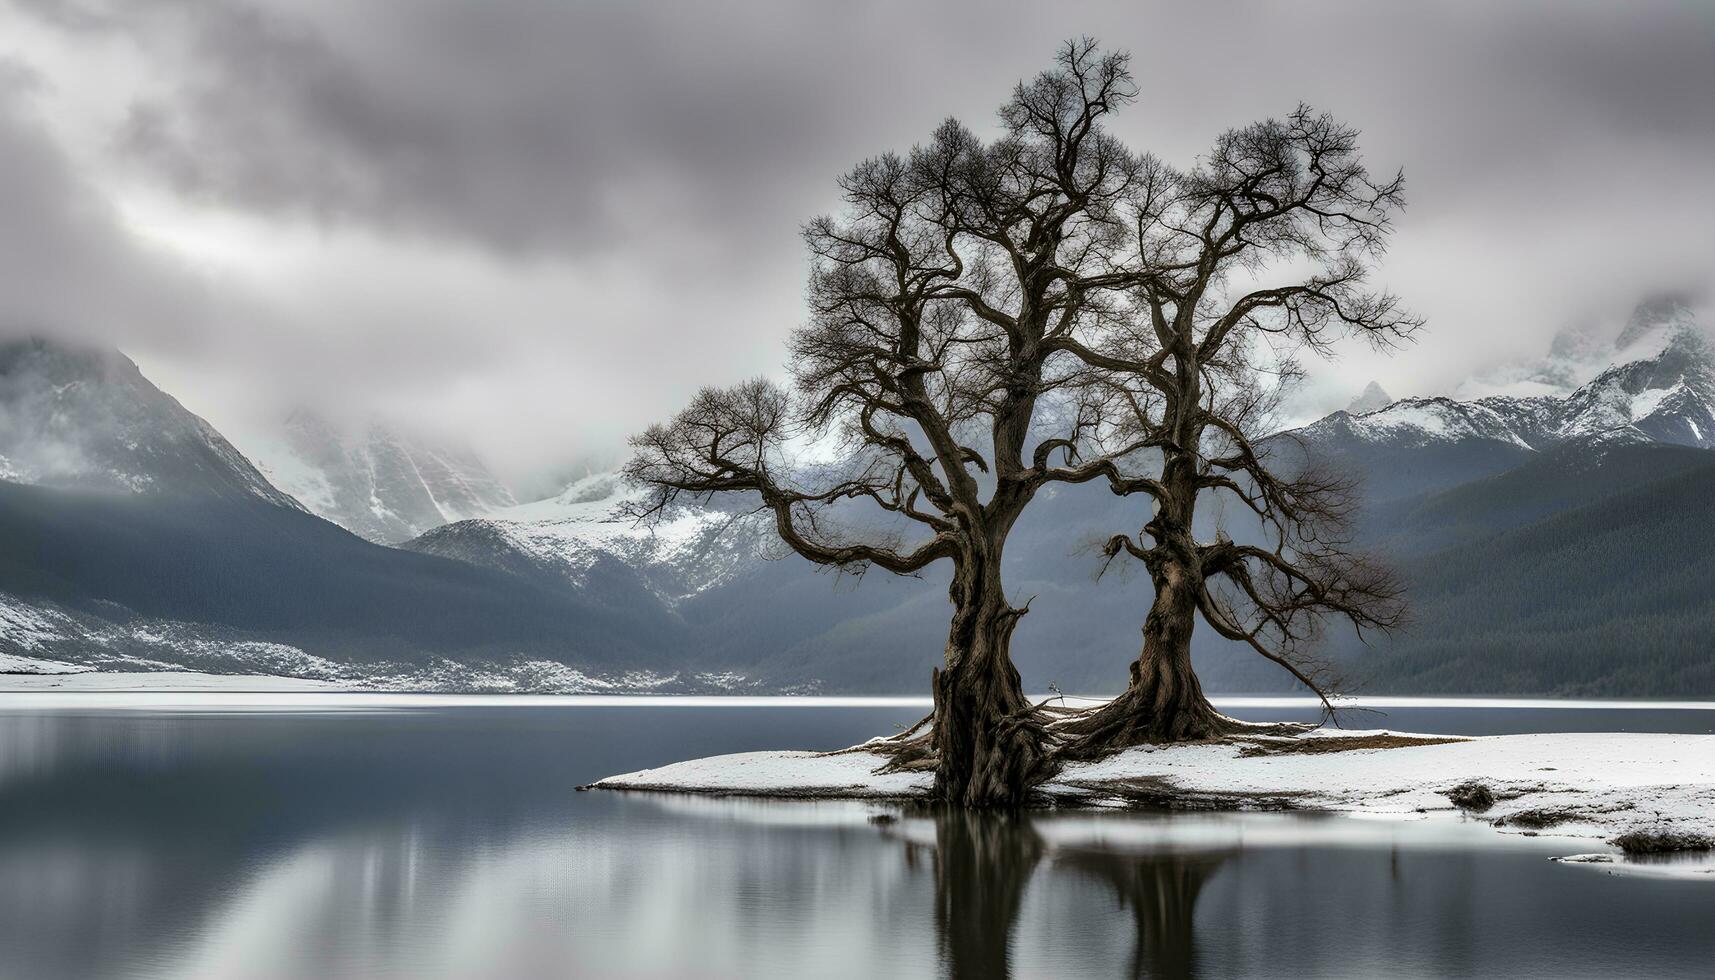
[1050,106,1417,755]
[629,41,1418,796]
[627,40,1155,806]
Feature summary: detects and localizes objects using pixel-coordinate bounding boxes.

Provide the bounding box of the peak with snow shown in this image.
[0,337,302,508]
[1614,293,1697,350]
[1345,381,1393,415]
[1296,307,1715,455]
[1464,294,1704,400]
[406,469,769,603]
[242,410,517,544]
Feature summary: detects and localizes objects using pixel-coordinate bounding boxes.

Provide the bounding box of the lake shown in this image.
[0,695,1710,978]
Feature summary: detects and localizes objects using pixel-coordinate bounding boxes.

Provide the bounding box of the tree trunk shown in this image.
[930,562,1053,807]
[1057,558,1228,757]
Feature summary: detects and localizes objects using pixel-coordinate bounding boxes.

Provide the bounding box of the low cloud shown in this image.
[2,0,1712,492]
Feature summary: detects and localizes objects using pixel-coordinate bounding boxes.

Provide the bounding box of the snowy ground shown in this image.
[593,728,1715,857]
[0,670,343,692]
[0,649,771,695]
[0,652,92,674]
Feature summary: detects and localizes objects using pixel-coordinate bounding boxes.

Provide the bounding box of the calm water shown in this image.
[0,696,1711,979]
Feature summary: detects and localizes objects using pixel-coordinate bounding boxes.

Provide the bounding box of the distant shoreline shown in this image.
[1,675,1713,711]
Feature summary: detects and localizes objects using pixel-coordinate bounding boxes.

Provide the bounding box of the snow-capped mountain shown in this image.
[0,337,301,509]
[9,296,1715,698]
[1288,304,1715,499]
[1458,292,1700,400]
[0,340,714,692]
[243,411,517,543]
[405,471,771,603]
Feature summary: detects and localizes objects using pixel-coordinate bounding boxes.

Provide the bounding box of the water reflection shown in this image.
[0,705,1711,979]
[922,809,1042,978]
[1058,843,1224,978]
[899,806,1227,978]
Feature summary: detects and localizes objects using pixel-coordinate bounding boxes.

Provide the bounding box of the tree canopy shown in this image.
[628,38,1416,801]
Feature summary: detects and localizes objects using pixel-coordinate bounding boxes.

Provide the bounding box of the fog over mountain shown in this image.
[241,410,516,543]
[0,338,299,508]
[386,299,1715,696]
[2,297,1713,696]
[1345,382,1393,416]
[1,2,1714,696]
[0,0,1712,490]
[1456,292,1708,401]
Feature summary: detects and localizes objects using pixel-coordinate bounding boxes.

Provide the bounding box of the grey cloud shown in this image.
[3,0,1714,491]
[96,0,962,259]
[0,60,211,355]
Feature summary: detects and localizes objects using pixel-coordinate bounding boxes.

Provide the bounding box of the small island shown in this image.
[591,45,1715,875]
[592,723,1715,862]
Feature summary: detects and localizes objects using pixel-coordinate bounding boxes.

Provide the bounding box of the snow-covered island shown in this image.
[593,728,1715,865]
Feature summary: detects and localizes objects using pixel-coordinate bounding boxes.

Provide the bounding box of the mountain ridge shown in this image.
[5,299,1714,696]
[0,337,303,510]
[243,409,517,543]
[1283,312,1715,501]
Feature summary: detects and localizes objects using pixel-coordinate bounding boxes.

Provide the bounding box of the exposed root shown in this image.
[1049,705,1245,762]
[1220,717,1321,737]
[1237,733,1465,757]
[1036,652,1320,760]
[874,735,938,773]
[817,710,939,771]
[822,697,1344,780]
[818,710,932,755]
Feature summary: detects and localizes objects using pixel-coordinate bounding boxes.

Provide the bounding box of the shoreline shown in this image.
[2,669,1715,710]
[591,729,1715,860]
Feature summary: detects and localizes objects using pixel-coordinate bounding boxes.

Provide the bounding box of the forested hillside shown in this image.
[1350,453,1715,695]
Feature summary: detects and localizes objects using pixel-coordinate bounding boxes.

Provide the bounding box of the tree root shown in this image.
[821,697,1321,779]
[817,710,939,771]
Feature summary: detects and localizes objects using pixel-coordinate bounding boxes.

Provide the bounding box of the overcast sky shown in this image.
[1,0,1711,495]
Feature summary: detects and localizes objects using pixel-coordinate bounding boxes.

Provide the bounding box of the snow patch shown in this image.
[0,652,89,674]
[595,731,1715,845]
[457,473,767,601]
[0,671,342,692]
[1295,322,1715,455]
[598,750,932,797]
[0,594,73,651]
[1628,383,1679,420]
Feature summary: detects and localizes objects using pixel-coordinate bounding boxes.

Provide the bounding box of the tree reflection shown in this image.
[900,807,1229,979]
[1057,845,1227,978]
[924,808,1042,978]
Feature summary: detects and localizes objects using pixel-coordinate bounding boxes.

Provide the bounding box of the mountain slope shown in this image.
[0,479,704,684]
[244,411,516,543]
[0,338,301,509]
[1285,319,1715,500]
[1369,439,1715,556]
[1351,453,1715,696]
[0,339,719,691]
[404,304,1715,696]
[9,305,1714,696]
[405,469,1270,695]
